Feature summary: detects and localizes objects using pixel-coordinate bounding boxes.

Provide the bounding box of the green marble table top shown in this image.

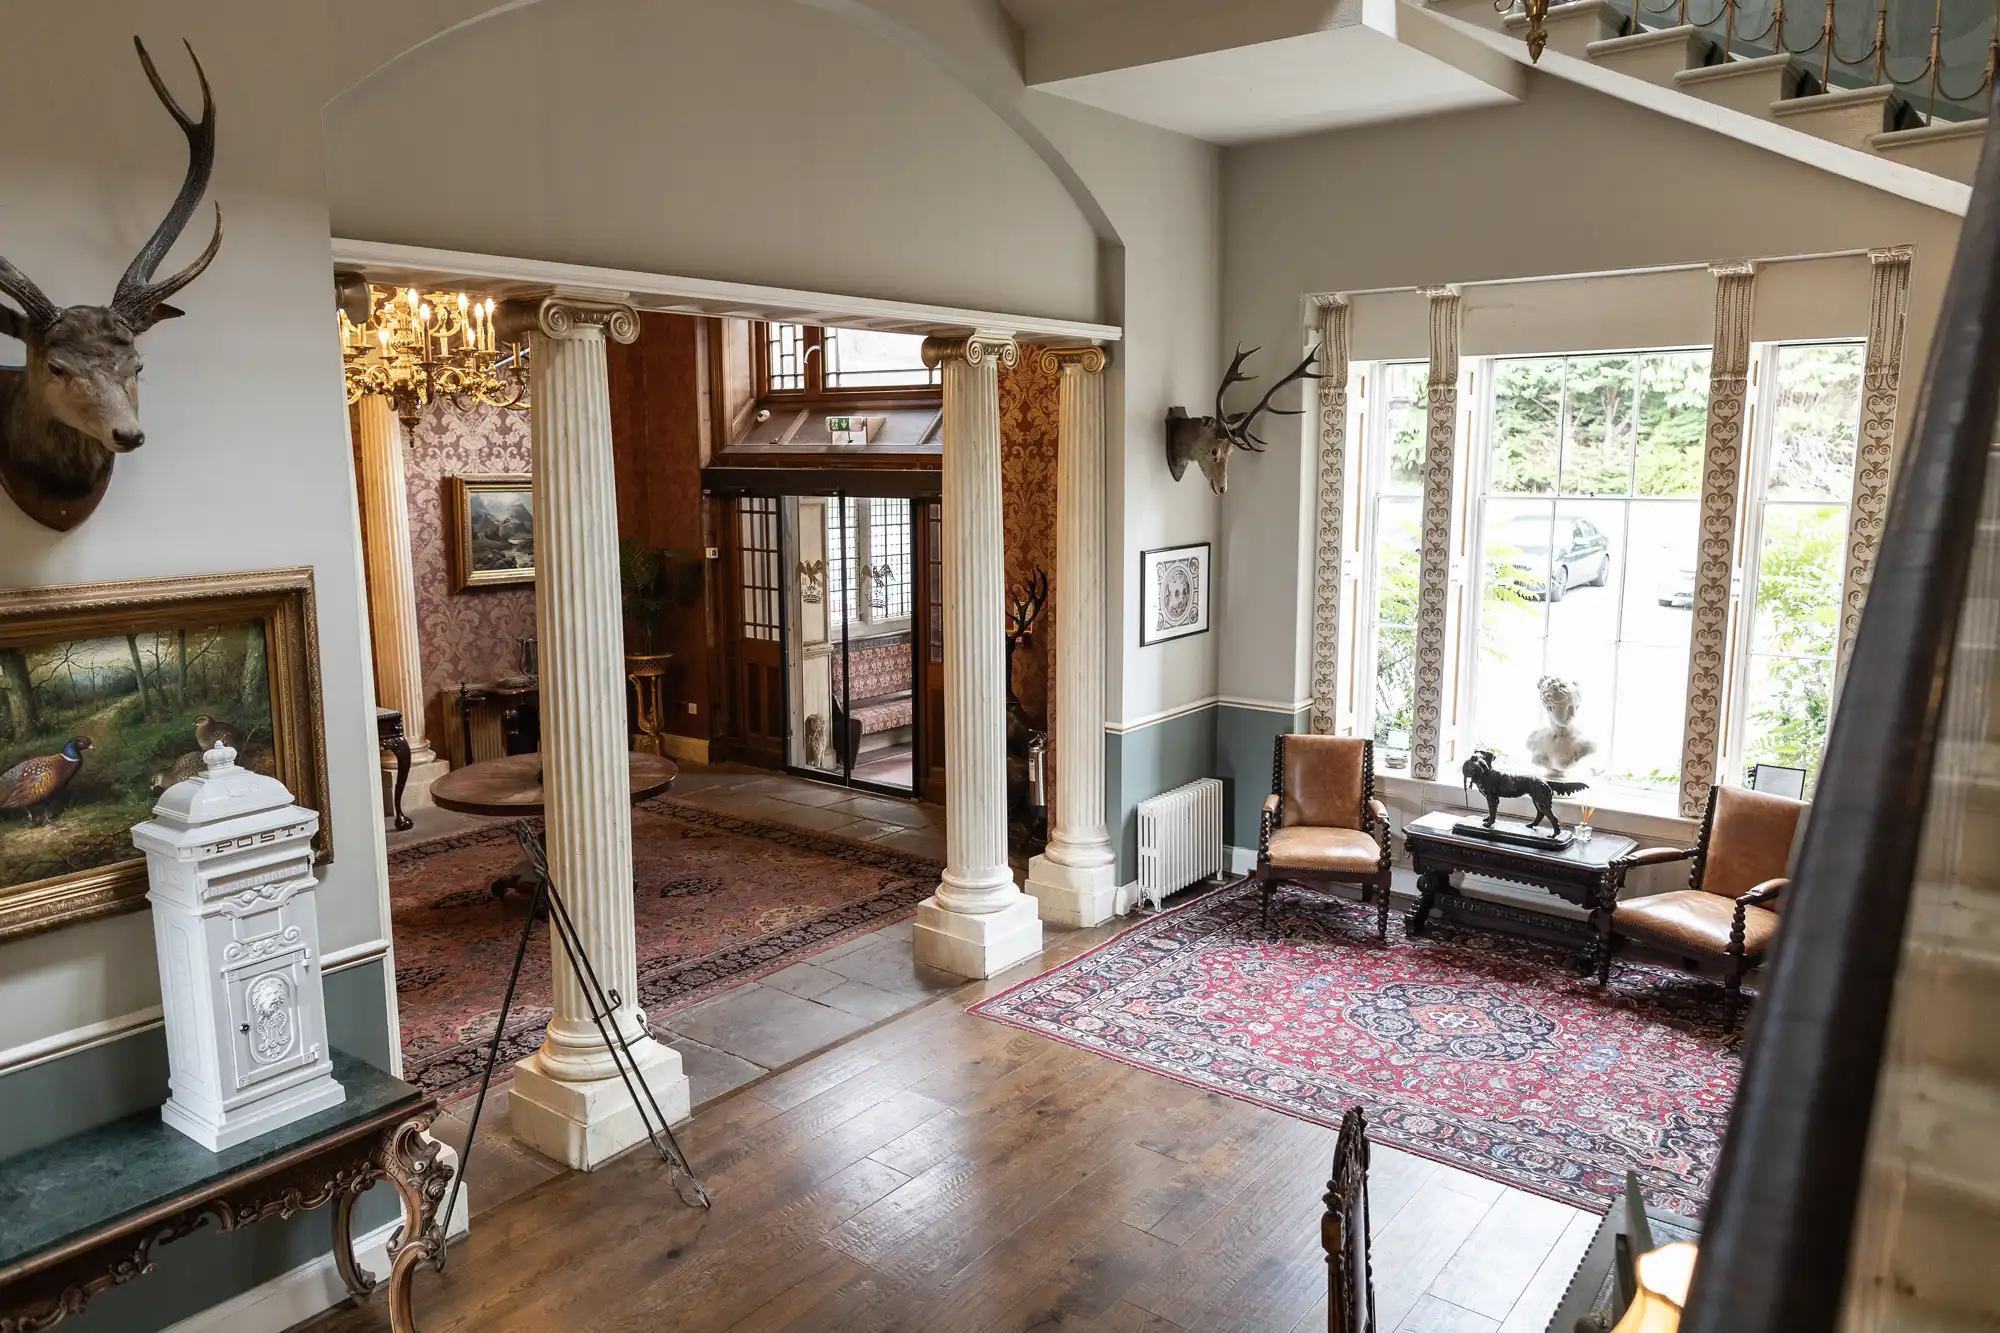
[0,1051,421,1273]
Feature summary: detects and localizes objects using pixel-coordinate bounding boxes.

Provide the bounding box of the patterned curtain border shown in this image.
[1412,286,1461,781]
[1309,296,1352,736]
[1836,246,1915,691]
[1678,261,1759,819]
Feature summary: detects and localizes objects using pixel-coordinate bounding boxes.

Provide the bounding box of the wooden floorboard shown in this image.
[291,925,1599,1333]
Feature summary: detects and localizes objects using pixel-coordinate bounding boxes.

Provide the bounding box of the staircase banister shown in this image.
[1680,85,2000,1333]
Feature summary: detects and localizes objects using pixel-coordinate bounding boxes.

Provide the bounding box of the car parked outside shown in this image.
[1497,514,1611,602]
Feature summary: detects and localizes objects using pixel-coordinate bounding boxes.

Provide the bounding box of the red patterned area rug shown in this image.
[970,880,1743,1214]
[390,799,941,1102]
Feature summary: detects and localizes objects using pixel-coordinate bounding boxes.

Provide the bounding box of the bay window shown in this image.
[1349,338,1864,806]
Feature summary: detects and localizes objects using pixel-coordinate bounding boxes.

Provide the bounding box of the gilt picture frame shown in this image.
[0,567,330,941]
[1139,542,1211,647]
[451,473,536,589]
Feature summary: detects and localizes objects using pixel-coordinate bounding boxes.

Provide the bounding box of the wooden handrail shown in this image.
[1680,85,2000,1333]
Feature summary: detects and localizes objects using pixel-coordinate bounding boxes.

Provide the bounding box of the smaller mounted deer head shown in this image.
[1165,343,1323,495]
[1004,568,1049,710]
[0,39,222,531]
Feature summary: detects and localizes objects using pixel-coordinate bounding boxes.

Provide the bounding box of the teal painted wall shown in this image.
[0,958,399,1333]
[1214,704,1310,849]
[1105,704,1219,883]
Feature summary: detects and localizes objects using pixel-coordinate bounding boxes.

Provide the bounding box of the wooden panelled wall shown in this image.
[608,312,715,748]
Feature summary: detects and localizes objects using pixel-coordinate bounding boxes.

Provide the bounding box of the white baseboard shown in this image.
[1228,845,1256,874]
[163,1145,469,1333]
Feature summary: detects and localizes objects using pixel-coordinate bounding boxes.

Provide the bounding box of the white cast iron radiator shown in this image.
[1135,778,1226,911]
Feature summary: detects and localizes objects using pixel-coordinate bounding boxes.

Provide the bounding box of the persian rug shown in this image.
[970,880,1744,1214]
[390,799,941,1102]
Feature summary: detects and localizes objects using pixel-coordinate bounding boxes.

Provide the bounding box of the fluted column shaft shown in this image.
[936,336,1016,910]
[1027,348,1116,928]
[914,332,1044,977]
[354,396,436,765]
[1044,351,1111,867]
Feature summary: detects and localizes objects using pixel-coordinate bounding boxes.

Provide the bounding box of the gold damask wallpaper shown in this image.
[999,347,1059,753]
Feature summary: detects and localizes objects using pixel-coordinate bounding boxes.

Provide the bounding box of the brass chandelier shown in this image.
[338,280,530,427]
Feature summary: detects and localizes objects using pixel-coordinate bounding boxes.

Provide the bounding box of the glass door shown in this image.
[783,492,919,797]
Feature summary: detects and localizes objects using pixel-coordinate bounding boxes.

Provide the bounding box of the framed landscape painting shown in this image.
[451,473,535,589]
[1139,542,1211,646]
[0,567,329,940]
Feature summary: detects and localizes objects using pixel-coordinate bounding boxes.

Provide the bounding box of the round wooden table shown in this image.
[429,751,678,817]
[429,751,678,900]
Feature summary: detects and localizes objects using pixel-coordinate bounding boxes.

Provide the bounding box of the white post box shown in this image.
[132,745,344,1151]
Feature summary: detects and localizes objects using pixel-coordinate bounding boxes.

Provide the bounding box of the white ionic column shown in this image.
[914,332,1044,977]
[353,396,449,807]
[1028,346,1116,928]
[496,293,688,1169]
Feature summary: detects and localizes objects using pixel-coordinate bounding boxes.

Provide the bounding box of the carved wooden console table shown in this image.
[0,1053,449,1332]
[1402,810,1638,984]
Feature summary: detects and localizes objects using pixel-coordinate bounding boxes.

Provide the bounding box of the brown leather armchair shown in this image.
[1609,783,1806,992]
[1256,735,1392,940]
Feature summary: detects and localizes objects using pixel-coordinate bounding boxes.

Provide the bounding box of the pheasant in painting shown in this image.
[194,714,242,751]
[0,736,92,825]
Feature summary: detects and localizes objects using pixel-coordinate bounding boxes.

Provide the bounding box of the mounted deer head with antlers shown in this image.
[1165,343,1323,495]
[0,39,222,532]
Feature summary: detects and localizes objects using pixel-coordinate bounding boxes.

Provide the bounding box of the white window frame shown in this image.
[1352,359,1430,757]
[1717,339,1864,791]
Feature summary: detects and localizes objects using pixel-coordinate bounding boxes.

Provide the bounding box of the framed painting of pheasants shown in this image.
[0,567,329,940]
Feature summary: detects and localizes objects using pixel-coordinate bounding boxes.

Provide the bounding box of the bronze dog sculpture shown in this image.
[1462,749,1587,835]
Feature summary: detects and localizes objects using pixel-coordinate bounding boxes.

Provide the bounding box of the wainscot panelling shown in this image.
[1106,703,1219,884]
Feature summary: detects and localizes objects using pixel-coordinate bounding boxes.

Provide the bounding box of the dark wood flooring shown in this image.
[296,922,1592,1333]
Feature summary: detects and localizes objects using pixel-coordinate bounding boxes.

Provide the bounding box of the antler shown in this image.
[0,255,58,339]
[1213,345,1260,427]
[111,38,222,330]
[1223,341,1324,451]
[1007,568,1050,645]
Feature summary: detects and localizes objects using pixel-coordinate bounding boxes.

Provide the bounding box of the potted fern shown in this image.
[619,539,703,754]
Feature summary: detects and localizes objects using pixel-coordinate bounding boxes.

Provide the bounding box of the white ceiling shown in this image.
[1010,0,1522,145]
[1032,24,1516,144]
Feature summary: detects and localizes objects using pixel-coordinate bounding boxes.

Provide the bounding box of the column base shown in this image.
[913,892,1044,979]
[381,756,450,815]
[507,1039,690,1171]
[1026,854,1120,928]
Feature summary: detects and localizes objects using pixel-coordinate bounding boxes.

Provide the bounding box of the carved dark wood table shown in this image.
[429,752,678,900]
[0,1052,449,1333]
[376,707,414,832]
[1402,810,1638,984]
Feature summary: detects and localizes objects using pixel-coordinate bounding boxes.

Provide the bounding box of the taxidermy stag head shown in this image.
[0,38,222,532]
[1164,342,1323,494]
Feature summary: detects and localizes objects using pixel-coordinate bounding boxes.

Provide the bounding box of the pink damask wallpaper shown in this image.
[400,400,537,745]
[999,349,1059,739]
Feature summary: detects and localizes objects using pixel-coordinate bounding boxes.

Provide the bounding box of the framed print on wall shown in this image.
[0,567,331,940]
[451,473,535,589]
[1139,542,1212,647]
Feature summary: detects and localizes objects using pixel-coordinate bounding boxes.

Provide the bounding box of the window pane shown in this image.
[1750,504,1844,658]
[1491,358,1561,494]
[1636,351,1710,497]
[1381,363,1429,495]
[823,328,940,390]
[869,497,913,620]
[826,498,861,625]
[1473,497,1553,762]
[1768,344,1863,501]
[1622,500,1700,645]
[767,323,806,392]
[1559,356,1636,496]
[1544,500,1623,651]
[1373,498,1421,627]
[1743,653,1834,792]
[1372,627,1416,749]
[1607,643,1686,789]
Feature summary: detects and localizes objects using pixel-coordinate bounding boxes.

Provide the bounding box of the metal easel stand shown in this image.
[435,821,709,1270]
